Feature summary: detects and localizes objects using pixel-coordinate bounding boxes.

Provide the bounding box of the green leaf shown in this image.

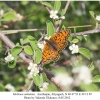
[46,20,55,37]
[0,83,5,91]
[33,49,42,64]
[28,36,38,50]
[53,67,67,74]
[16,43,20,46]
[24,46,34,55]
[20,38,24,45]
[39,73,47,87]
[21,1,29,5]
[68,35,72,41]
[92,75,100,82]
[89,62,94,70]
[33,74,40,86]
[62,25,66,30]
[8,60,16,68]
[42,2,53,9]
[79,48,91,60]
[71,38,79,43]
[55,20,60,25]
[3,12,16,21]
[80,83,98,91]
[83,35,88,41]
[28,35,36,40]
[41,73,47,82]
[46,83,59,91]
[39,74,43,87]
[89,11,95,19]
[54,1,61,11]
[61,9,66,16]
[76,36,82,41]
[23,38,29,44]
[11,46,22,56]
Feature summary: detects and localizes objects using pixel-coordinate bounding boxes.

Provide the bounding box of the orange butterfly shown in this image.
[42,30,70,64]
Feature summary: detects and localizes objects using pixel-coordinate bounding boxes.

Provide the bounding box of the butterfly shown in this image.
[42,30,70,64]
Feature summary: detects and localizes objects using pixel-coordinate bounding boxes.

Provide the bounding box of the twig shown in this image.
[26,80,34,92]
[0,11,40,29]
[56,0,71,32]
[40,1,50,13]
[2,29,44,34]
[71,28,100,36]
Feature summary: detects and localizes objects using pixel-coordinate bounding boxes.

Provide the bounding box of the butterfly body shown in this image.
[45,39,58,51]
[42,30,70,64]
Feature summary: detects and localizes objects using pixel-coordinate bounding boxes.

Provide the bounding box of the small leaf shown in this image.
[42,2,53,9]
[71,38,79,43]
[46,20,55,37]
[89,11,95,19]
[28,36,38,50]
[54,1,61,11]
[61,9,66,16]
[46,83,59,91]
[92,75,100,82]
[0,83,5,91]
[55,20,60,25]
[40,74,43,87]
[3,12,16,21]
[83,35,88,41]
[79,48,91,60]
[28,35,36,40]
[33,74,40,86]
[80,83,98,91]
[23,38,29,44]
[11,46,22,56]
[21,1,29,5]
[89,62,94,70]
[24,46,34,55]
[33,49,42,64]
[76,36,82,41]
[20,38,24,45]
[62,25,66,30]
[41,73,47,82]
[16,43,20,46]
[8,60,16,68]
[39,73,48,87]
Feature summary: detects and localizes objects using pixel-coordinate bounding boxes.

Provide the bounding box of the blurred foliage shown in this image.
[0,1,100,91]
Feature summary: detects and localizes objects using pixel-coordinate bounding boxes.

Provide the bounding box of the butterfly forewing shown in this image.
[42,30,70,64]
[49,30,70,51]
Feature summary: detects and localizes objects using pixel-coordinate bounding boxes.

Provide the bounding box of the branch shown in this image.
[0,31,62,90]
[71,28,100,36]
